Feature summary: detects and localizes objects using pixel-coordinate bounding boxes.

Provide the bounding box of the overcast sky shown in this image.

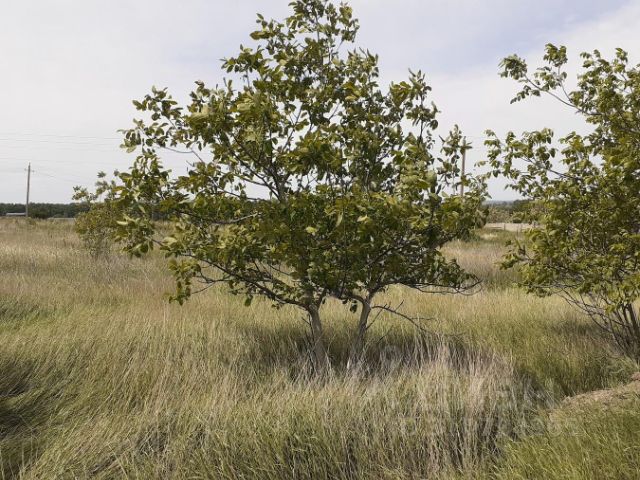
[1,0,639,203]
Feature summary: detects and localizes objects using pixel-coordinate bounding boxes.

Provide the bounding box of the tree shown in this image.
[112,0,485,372]
[486,44,640,359]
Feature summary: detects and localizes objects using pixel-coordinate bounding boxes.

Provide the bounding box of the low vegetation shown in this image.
[494,396,640,480]
[0,203,86,219]
[1,219,637,479]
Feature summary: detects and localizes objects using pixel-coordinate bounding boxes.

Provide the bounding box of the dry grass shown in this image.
[0,219,636,479]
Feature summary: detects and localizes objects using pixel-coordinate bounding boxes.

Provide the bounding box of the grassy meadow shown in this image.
[1,219,639,479]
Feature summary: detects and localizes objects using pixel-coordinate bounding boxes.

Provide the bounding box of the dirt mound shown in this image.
[560,373,640,411]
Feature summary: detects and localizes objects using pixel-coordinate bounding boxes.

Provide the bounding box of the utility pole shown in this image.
[25,163,31,218]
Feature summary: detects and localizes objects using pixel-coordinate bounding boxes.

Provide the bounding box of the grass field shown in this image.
[1,219,638,479]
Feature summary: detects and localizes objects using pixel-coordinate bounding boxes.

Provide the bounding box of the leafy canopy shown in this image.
[487,44,640,358]
[111,0,485,367]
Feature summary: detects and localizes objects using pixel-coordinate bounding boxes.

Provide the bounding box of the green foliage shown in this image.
[111,0,485,370]
[484,200,538,224]
[73,173,121,258]
[486,44,640,359]
[74,206,117,258]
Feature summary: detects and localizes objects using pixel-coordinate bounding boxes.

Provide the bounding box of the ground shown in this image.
[0,219,638,479]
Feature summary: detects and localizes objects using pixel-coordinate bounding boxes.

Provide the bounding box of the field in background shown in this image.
[1,219,638,479]
[483,223,532,233]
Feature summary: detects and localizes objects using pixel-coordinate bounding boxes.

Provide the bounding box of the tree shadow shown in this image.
[0,361,51,479]
[0,299,55,330]
[548,317,603,341]
[499,316,637,397]
[232,318,501,381]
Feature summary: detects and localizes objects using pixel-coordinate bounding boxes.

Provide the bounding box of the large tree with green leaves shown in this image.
[112,0,485,372]
[487,45,640,359]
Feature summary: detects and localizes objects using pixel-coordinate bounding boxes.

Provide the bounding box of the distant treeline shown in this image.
[0,203,88,219]
[485,200,534,223]
[1,201,532,222]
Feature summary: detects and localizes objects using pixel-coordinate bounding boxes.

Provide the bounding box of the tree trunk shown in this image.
[309,306,330,374]
[605,302,640,361]
[347,301,371,371]
[623,303,640,361]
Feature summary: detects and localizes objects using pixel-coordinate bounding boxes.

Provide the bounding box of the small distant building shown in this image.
[5,212,26,217]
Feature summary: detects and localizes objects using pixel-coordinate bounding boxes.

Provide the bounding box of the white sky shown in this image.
[1,0,639,203]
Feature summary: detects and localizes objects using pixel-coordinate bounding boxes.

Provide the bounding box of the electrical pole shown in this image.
[26,163,31,218]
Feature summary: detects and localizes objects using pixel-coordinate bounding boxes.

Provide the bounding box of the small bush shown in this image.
[73,173,121,258]
[74,203,119,258]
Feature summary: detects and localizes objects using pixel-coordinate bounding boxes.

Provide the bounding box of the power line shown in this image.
[32,173,83,185]
[0,130,494,142]
[0,138,118,147]
[0,156,130,167]
[0,162,92,184]
[33,169,88,183]
[0,156,118,163]
[0,146,121,155]
[0,132,121,140]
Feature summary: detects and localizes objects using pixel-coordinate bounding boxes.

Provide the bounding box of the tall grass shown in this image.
[0,219,636,478]
[492,397,640,480]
